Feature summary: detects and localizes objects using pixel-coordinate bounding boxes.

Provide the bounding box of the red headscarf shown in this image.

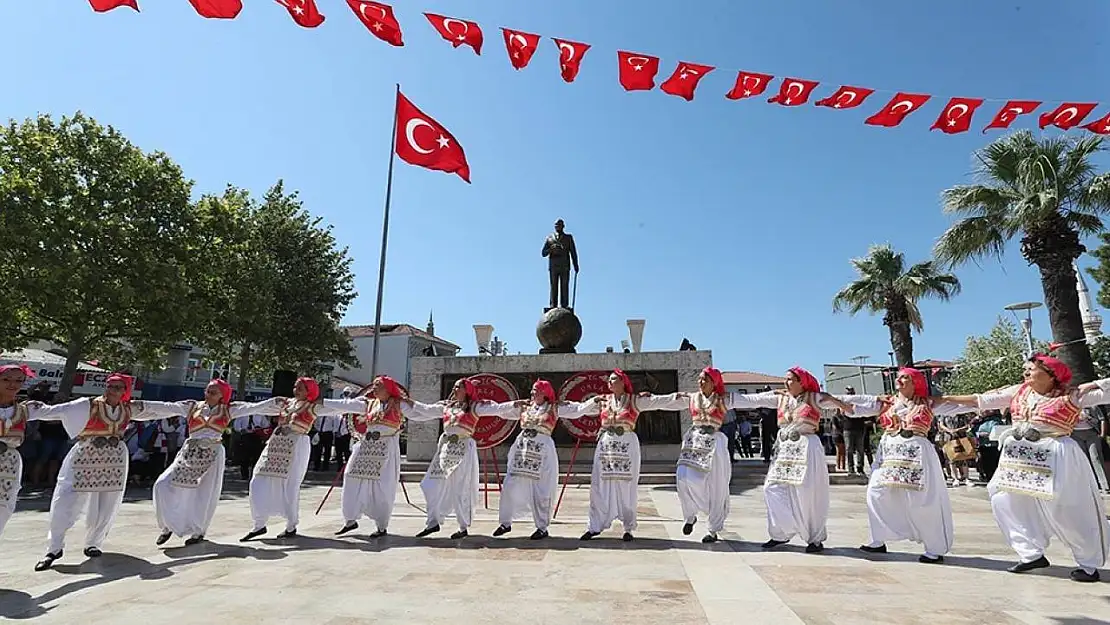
[106,373,134,402]
[611,369,634,394]
[787,367,820,394]
[1031,354,1073,387]
[702,367,725,395]
[0,364,35,379]
[532,379,556,405]
[297,377,321,402]
[207,378,233,405]
[375,375,403,399]
[455,378,479,403]
[898,367,929,398]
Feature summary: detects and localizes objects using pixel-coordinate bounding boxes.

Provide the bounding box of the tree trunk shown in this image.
[57,333,85,401]
[1038,260,1097,384]
[884,301,915,368]
[236,343,252,399]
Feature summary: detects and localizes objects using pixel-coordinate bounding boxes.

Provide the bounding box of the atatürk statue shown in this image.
[542,219,579,310]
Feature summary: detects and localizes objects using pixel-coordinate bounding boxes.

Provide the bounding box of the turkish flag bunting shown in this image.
[276,0,324,28]
[767,78,819,106]
[660,62,715,102]
[502,28,541,70]
[552,38,590,83]
[1082,112,1110,135]
[89,0,137,11]
[814,86,875,109]
[394,91,471,183]
[930,97,984,134]
[982,100,1041,133]
[425,13,483,55]
[347,1,403,46]
[617,51,660,91]
[189,0,241,18]
[725,71,774,100]
[864,92,931,127]
[1039,103,1099,130]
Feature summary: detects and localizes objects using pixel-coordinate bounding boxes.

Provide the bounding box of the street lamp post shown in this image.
[1004,302,1043,358]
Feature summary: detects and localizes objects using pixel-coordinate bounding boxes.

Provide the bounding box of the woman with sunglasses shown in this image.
[943,354,1110,583]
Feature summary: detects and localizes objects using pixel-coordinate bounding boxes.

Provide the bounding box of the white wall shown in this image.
[337,334,411,387]
[823,364,890,395]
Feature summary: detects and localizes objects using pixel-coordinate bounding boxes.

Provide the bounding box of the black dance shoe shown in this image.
[416,525,440,538]
[1007,556,1050,573]
[156,531,172,546]
[240,527,267,542]
[492,525,512,537]
[335,522,359,536]
[34,551,62,572]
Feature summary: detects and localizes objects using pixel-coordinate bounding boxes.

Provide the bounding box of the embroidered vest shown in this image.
[443,404,480,436]
[521,404,558,435]
[366,398,404,431]
[689,394,727,427]
[1009,383,1081,436]
[81,397,132,437]
[878,398,933,436]
[280,399,318,435]
[0,403,29,446]
[776,392,821,434]
[188,403,231,436]
[599,395,639,430]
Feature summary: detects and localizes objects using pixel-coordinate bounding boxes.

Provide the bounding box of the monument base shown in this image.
[539,346,576,354]
[537,307,582,353]
[407,350,713,462]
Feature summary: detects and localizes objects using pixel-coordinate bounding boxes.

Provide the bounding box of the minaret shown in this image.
[1075,263,1103,340]
[426,311,435,336]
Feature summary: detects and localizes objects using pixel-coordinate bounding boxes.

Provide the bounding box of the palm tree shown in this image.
[833,244,961,367]
[934,130,1110,384]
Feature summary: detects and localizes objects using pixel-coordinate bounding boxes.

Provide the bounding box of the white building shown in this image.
[722,370,784,395]
[823,363,892,395]
[335,319,461,390]
[0,347,135,397]
[1076,262,1104,341]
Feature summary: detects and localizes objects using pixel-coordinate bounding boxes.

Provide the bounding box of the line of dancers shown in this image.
[0,356,1107,582]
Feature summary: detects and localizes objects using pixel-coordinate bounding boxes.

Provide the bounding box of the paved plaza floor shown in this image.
[1,478,1108,624]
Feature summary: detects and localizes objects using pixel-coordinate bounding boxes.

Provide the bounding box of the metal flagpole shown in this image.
[571,270,577,310]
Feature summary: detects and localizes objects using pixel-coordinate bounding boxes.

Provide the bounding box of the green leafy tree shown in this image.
[832,244,961,367]
[942,317,1048,394]
[0,112,201,397]
[935,130,1110,385]
[1083,241,1110,378]
[1087,335,1110,379]
[194,182,359,396]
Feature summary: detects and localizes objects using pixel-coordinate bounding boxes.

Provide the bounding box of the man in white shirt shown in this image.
[1072,406,1109,493]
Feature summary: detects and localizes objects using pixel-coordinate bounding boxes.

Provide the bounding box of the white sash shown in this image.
[597,431,634,481]
[677,427,717,473]
[427,436,467,480]
[256,432,297,478]
[507,435,548,480]
[72,439,128,492]
[766,437,808,486]
[0,447,19,505]
[874,435,927,490]
[169,438,221,488]
[348,437,390,481]
[995,436,1056,500]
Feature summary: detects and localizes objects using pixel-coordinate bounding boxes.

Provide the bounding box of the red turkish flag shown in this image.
[275,0,324,28]
[930,97,984,134]
[864,92,931,127]
[502,28,540,70]
[347,1,403,46]
[89,0,137,11]
[617,51,660,91]
[1082,112,1110,135]
[660,62,714,102]
[982,101,1041,133]
[1039,103,1099,130]
[395,92,471,183]
[552,38,590,83]
[725,71,773,100]
[425,13,483,55]
[189,0,241,18]
[814,86,875,109]
[768,78,819,106]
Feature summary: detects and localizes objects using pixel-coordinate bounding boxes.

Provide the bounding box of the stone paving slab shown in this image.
[0,480,1108,624]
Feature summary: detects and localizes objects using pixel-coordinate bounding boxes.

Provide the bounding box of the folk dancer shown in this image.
[239,377,369,541]
[579,369,687,542]
[730,367,855,553]
[675,367,738,544]
[335,375,442,538]
[844,368,968,563]
[945,355,1110,582]
[415,378,514,540]
[492,379,595,540]
[31,373,187,571]
[152,379,275,546]
[0,364,38,538]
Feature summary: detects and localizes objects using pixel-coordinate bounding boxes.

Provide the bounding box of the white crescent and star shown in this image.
[1054,107,1079,125]
[405,118,449,155]
[278,0,306,15]
[783,81,805,104]
[1001,106,1025,121]
[890,100,916,114]
[358,2,386,20]
[559,42,575,61]
[834,90,858,108]
[945,103,970,127]
[740,74,761,97]
[679,66,700,79]
[627,55,650,71]
[443,18,469,40]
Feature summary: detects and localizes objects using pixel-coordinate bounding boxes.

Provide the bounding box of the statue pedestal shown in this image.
[536,307,582,354]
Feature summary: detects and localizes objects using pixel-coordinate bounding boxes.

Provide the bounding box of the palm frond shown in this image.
[904,298,925,332]
[933,216,1010,267]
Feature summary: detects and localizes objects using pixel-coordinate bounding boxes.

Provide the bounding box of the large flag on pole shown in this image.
[394,91,471,183]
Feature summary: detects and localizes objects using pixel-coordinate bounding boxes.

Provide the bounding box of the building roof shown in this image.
[330,374,366,393]
[722,371,786,385]
[343,324,460,350]
[913,359,956,369]
[0,348,106,371]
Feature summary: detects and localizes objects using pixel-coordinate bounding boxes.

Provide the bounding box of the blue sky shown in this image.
[8,0,1110,376]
